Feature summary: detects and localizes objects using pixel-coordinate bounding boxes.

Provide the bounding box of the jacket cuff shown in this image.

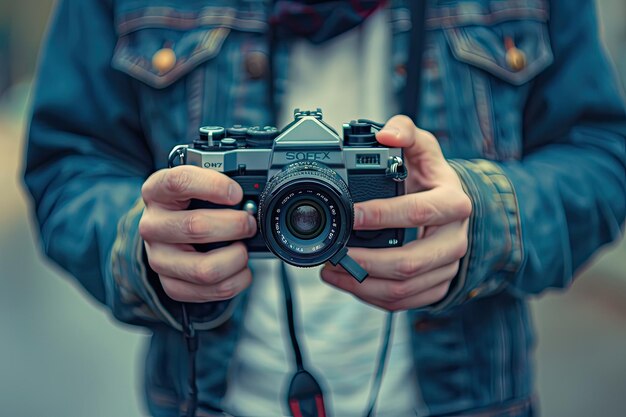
[109,197,238,330]
[428,159,523,312]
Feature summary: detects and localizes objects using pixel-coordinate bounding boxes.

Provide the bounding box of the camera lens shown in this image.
[287,201,326,239]
[258,161,354,267]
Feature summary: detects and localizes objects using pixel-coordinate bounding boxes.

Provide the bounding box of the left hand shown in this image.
[321,115,472,311]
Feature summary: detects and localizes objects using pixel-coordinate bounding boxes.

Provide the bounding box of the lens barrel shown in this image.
[258,161,354,267]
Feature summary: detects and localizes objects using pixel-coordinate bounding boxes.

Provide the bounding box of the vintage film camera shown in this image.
[169,109,407,281]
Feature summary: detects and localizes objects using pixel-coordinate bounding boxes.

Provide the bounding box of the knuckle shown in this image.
[366,203,383,228]
[408,198,431,225]
[420,129,439,147]
[387,281,411,302]
[141,172,161,201]
[386,300,407,312]
[397,257,421,279]
[234,212,252,237]
[214,280,239,300]
[457,194,473,218]
[140,179,151,201]
[160,279,184,301]
[230,242,250,267]
[214,270,251,300]
[433,282,451,302]
[164,168,192,194]
[193,261,222,284]
[448,262,460,278]
[146,253,165,274]
[183,212,208,238]
[424,131,438,144]
[138,216,153,240]
[454,236,469,259]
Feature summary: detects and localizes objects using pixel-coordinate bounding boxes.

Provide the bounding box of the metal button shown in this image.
[468,288,482,299]
[245,51,268,80]
[152,48,176,74]
[394,63,407,77]
[413,319,432,331]
[504,37,526,72]
[243,200,258,216]
[506,47,526,72]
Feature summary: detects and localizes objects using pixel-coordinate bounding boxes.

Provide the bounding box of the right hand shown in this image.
[139,165,257,303]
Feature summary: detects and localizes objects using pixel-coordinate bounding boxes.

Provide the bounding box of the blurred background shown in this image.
[1,1,624,416]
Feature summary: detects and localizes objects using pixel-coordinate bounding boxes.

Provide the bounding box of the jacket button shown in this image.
[152,48,177,74]
[394,63,407,77]
[245,51,268,80]
[504,37,526,72]
[468,287,482,299]
[506,47,526,72]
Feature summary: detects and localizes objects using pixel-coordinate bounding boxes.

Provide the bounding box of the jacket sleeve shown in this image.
[433,0,626,311]
[23,0,216,329]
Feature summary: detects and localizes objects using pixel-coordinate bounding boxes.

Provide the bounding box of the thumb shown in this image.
[376,115,444,160]
[375,115,449,191]
[375,114,416,148]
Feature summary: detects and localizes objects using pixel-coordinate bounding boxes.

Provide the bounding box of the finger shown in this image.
[322,265,456,311]
[322,261,457,302]
[140,207,257,244]
[387,281,452,311]
[145,241,249,286]
[374,115,419,149]
[354,188,471,229]
[375,115,443,160]
[142,165,243,208]
[376,117,456,193]
[326,223,468,279]
[160,267,253,303]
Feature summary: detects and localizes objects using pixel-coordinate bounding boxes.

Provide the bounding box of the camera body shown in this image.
[169,109,406,268]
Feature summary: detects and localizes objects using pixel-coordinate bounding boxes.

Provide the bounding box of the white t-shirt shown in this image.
[222,10,419,417]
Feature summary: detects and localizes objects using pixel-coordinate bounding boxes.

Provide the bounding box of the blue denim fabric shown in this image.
[23,0,625,416]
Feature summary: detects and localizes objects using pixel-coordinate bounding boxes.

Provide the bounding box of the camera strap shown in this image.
[280,262,395,417]
[281,262,328,417]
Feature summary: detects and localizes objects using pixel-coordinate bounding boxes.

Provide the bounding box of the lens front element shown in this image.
[287,200,326,239]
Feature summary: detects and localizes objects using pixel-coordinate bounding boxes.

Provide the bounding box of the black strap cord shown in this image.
[280,262,395,417]
[181,304,199,417]
[364,312,394,417]
[402,0,428,120]
[281,262,306,370]
[267,0,279,126]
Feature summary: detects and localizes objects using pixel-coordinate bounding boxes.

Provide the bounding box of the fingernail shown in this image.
[354,206,364,228]
[228,184,242,203]
[380,126,400,138]
[247,215,257,234]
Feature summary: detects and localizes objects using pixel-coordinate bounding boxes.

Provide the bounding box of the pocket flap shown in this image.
[441,4,553,86]
[111,5,268,89]
[112,25,229,89]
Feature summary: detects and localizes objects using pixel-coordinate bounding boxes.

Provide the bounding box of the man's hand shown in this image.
[139,165,256,303]
[321,115,472,311]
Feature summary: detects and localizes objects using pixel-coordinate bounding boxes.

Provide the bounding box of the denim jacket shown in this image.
[24,0,625,416]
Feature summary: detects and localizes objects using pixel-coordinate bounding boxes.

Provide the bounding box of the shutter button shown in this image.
[152,48,177,74]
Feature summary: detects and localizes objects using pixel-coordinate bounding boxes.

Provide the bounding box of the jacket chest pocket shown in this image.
[422,0,553,161]
[111,2,271,169]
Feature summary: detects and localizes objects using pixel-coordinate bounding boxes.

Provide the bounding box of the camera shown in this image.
[168,109,407,281]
